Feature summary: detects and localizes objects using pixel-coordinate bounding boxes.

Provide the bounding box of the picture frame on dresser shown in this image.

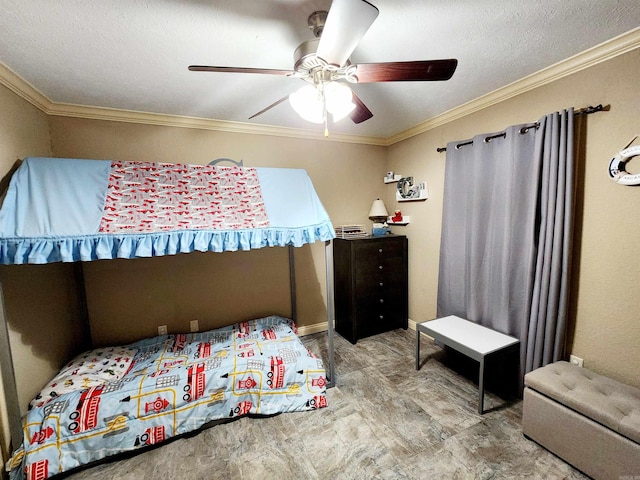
[333,235,408,344]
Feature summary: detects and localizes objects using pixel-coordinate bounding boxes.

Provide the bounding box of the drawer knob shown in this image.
[379,282,384,287]
[379,315,384,320]
[379,298,384,304]
[378,265,383,270]
[378,248,383,253]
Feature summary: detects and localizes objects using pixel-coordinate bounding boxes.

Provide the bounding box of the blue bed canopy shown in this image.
[0,156,337,454]
[0,157,335,264]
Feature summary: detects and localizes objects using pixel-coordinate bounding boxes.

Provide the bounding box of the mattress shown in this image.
[8,315,327,480]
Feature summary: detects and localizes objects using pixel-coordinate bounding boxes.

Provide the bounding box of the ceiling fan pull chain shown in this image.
[322,83,329,137]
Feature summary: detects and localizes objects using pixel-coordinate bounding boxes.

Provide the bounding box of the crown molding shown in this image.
[0,62,50,112]
[1,27,638,147]
[45,102,388,146]
[0,61,385,146]
[386,26,640,145]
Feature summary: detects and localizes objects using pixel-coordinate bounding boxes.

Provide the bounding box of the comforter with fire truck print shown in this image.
[9,315,327,480]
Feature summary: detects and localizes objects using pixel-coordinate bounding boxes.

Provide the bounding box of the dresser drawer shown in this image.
[356,274,398,291]
[355,303,406,338]
[353,237,405,260]
[355,257,404,278]
[355,282,404,303]
[355,271,404,296]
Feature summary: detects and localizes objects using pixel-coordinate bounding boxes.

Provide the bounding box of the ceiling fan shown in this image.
[189,0,457,132]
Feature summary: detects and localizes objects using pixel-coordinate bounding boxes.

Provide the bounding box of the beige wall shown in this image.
[48,117,388,342]
[387,48,640,387]
[0,86,50,174]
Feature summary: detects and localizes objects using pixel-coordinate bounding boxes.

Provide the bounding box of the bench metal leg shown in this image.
[478,356,485,414]
[415,327,421,370]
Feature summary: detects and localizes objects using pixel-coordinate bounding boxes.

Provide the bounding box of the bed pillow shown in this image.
[29,346,136,410]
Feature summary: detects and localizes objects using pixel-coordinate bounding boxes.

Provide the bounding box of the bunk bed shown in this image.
[0,157,337,480]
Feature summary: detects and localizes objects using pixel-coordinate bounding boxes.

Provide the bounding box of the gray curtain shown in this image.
[437,109,575,380]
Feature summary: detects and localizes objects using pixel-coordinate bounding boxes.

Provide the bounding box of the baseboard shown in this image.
[297,322,328,336]
[299,318,420,337]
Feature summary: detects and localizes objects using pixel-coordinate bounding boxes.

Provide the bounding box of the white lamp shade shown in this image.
[368,198,388,220]
[289,84,324,123]
[289,81,355,124]
[325,82,355,121]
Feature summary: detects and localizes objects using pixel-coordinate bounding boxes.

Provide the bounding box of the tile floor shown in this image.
[65,328,589,479]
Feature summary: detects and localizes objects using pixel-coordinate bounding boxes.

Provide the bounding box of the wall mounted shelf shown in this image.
[388,215,411,225]
[384,174,403,184]
[396,188,428,202]
[395,177,429,201]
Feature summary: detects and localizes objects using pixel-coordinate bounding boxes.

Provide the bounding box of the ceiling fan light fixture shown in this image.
[325,81,355,121]
[289,81,355,124]
[289,84,324,123]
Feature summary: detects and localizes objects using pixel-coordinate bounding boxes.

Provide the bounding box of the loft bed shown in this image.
[0,157,337,479]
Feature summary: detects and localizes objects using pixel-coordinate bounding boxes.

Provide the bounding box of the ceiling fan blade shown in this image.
[354,59,458,83]
[189,65,295,76]
[349,92,373,124]
[248,95,289,120]
[316,0,379,67]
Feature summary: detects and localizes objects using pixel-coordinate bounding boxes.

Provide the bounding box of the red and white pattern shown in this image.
[99,162,269,233]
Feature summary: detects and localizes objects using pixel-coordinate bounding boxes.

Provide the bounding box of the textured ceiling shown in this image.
[0,0,638,140]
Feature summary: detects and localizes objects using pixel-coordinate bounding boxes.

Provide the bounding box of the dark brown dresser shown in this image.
[333,235,408,344]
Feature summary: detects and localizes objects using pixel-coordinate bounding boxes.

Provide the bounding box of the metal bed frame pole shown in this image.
[325,240,336,388]
[0,283,23,452]
[290,243,335,387]
[288,245,297,323]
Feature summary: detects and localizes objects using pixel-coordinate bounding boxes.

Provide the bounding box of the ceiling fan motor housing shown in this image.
[307,11,328,37]
[294,38,353,84]
[296,10,341,83]
[294,39,323,73]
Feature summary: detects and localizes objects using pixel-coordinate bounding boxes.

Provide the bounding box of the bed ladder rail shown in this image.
[325,240,336,388]
[0,282,23,453]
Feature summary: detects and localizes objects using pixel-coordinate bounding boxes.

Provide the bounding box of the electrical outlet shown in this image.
[190,320,199,332]
[157,325,168,336]
[569,354,584,367]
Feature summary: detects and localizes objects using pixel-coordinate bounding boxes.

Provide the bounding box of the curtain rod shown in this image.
[436,104,610,153]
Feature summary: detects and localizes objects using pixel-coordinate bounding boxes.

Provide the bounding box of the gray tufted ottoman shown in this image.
[523,361,640,480]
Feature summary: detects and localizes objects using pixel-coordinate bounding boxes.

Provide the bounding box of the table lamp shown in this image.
[368,198,390,236]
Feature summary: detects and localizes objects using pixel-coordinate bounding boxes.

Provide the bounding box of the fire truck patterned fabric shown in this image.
[9,316,327,480]
[99,161,270,233]
[0,157,335,264]
[28,346,136,410]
